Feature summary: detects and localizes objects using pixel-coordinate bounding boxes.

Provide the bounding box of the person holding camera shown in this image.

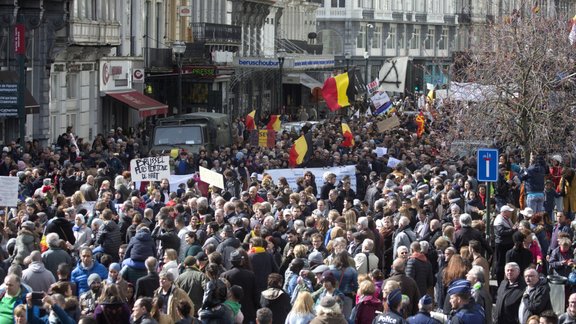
[25,292,75,324]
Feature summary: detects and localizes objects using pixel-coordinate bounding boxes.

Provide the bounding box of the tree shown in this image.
[441,14,576,164]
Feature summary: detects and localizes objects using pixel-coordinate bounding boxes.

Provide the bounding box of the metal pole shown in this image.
[278,58,284,115]
[485,182,491,240]
[177,55,182,114]
[16,20,26,146]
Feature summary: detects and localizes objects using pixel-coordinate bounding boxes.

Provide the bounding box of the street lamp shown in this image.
[277,49,286,114]
[345,52,351,71]
[364,23,374,110]
[172,41,186,115]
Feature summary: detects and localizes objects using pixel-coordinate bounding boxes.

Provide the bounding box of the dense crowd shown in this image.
[0,101,574,324]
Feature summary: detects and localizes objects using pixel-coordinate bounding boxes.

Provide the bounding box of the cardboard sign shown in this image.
[377,115,400,132]
[130,156,171,182]
[258,130,276,148]
[0,176,19,207]
[199,166,224,189]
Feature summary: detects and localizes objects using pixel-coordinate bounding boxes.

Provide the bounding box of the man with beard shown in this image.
[79,273,103,316]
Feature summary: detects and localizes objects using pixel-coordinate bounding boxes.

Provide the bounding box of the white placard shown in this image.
[130,156,171,182]
[374,147,388,157]
[0,176,19,207]
[199,167,225,189]
[265,166,357,196]
[387,157,402,168]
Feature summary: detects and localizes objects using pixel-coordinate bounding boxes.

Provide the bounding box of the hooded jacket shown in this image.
[405,252,433,297]
[125,230,157,262]
[520,278,553,323]
[13,228,39,264]
[42,245,73,278]
[96,220,122,259]
[260,288,291,324]
[22,261,56,292]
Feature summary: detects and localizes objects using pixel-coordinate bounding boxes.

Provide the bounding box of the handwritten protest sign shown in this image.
[199,166,224,189]
[0,176,19,207]
[377,115,400,132]
[130,156,170,182]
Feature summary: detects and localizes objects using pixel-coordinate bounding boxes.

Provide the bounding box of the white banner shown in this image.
[371,91,391,109]
[130,156,171,182]
[199,167,225,189]
[265,166,357,196]
[0,176,19,207]
[378,57,409,93]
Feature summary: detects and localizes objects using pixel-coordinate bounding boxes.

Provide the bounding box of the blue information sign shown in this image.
[477,148,499,182]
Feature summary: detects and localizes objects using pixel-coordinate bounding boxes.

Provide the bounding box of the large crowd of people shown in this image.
[0,100,574,324]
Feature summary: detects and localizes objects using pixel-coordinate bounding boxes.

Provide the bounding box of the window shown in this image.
[373,25,381,49]
[424,28,435,50]
[438,28,448,50]
[387,26,396,49]
[67,74,77,99]
[357,26,365,48]
[410,27,420,49]
[332,0,345,7]
[51,75,58,100]
[66,114,76,128]
[154,126,204,145]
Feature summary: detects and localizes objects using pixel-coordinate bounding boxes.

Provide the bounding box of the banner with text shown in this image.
[0,176,19,207]
[265,165,357,196]
[130,156,171,181]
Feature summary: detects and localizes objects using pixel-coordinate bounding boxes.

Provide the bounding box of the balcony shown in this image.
[68,19,121,46]
[191,23,241,45]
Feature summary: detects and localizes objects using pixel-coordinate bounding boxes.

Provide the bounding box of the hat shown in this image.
[312,265,329,274]
[387,288,403,307]
[2,147,9,153]
[520,207,534,218]
[320,270,336,284]
[419,295,433,306]
[251,172,258,178]
[230,250,244,263]
[320,296,337,308]
[87,273,102,286]
[552,154,563,163]
[460,213,472,227]
[21,221,35,230]
[500,205,514,213]
[448,279,471,296]
[195,252,208,262]
[109,263,121,272]
[43,178,52,186]
[308,251,324,265]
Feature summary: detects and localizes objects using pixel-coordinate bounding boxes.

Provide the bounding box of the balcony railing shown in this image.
[68,19,121,46]
[191,23,241,45]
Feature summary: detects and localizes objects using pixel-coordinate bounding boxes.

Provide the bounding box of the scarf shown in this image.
[73,225,82,232]
[249,247,266,254]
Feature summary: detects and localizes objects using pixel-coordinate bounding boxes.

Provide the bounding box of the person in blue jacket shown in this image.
[447,279,485,324]
[407,295,441,324]
[26,293,76,324]
[71,247,108,295]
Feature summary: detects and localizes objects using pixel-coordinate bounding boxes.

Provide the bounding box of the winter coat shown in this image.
[71,260,109,295]
[494,214,515,246]
[453,227,492,254]
[384,272,420,317]
[22,261,56,292]
[352,295,383,324]
[471,283,492,324]
[549,247,575,277]
[285,312,315,324]
[407,311,441,324]
[154,228,181,256]
[260,288,291,324]
[174,267,205,315]
[559,313,576,324]
[520,278,553,323]
[493,278,526,324]
[506,247,534,274]
[405,252,433,297]
[221,267,259,323]
[310,312,348,324]
[216,237,241,270]
[0,284,29,323]
[373,310,406,324]
[94,301,131,323]
[393,227,417,259]
[13,229,39,264]
[45,216,76,245]
[198,303,235,324]
[450,300,485,324]
[353,252,379,275]
[520,160,547,193]
[249,249,279,294]
[42,246,73,278]
[135,272,160,299]
[329,266,358,295]
[153,285,193,323]
[126,230,157,261]
[96,220,122,260]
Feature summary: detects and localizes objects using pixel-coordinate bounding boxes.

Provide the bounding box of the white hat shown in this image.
[520,207,534,218]
[500,205,514,213]
[552,154,563,163]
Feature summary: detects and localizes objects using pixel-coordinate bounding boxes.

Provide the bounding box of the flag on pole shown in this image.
[341,123,355,147]
[353,109,360,118]
[416,111,426,138]
[288,132,313,168]
[245,110,256,131]
[322,69,362,111]
[372,91,393,115]
[365,107,372,116]
[266,115,281,131]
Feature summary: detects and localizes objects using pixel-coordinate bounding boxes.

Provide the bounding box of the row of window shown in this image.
[325,0,455,13]
[357,25,449,50]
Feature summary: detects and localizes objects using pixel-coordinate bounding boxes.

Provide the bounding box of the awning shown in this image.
[0,71,40,115]
[283,73,323,92]
[105,90,168,118]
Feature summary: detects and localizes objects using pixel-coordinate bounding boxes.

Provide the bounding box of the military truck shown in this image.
[149,112,232,155]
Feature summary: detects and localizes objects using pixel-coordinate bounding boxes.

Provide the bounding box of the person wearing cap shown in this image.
[447,279,485,323]
[174,256,205,316]
[453,213,492,254]
[407,295,441,324]
[79,273,103,316]
[310,295,347,324]
[372,288,405,324]
[222,249,259,323]
[494,205,517,285]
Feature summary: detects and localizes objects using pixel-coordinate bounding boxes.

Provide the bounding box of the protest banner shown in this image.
[377,115,400,132]
[265,165,357,196]
[387,157,402,168]
[130,156,171,182]
[373,147,388,157]
[199,166,225,189]
[258,130,276,148]
[0,176,19,207]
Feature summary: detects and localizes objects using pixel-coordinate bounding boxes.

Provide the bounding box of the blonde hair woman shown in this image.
[285,291,315,324]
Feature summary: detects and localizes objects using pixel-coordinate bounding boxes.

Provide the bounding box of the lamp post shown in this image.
[171,41,186,115]
[364,23,374,110]
[277,49,286,114]
[345,52,351,71]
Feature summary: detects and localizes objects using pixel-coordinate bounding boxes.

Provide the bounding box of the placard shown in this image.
[130,156,171,182]
[0,176,19,207]
[199,166,224,189]
[377,115,400,132]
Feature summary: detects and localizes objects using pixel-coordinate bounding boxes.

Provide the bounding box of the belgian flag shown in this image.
[245,110,256,131]
[322,69,362,111]
[266,115,281,131]
[288,132,313,168]
[341,123,354,147]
